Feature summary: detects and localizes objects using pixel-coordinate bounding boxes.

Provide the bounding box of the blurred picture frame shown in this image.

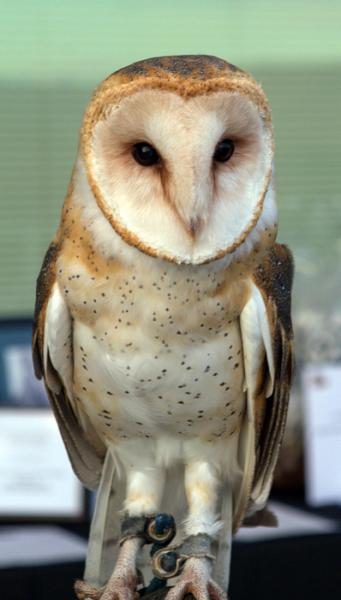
[0,319,85,520]
[0,318,48,407]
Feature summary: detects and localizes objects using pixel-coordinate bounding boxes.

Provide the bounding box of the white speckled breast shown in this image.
[68,260,247,446]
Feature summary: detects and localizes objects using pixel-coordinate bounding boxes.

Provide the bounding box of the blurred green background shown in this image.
[1,0,340,316]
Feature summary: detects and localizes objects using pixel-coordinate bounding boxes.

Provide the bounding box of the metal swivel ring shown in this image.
[152,547,187,579]
[145,513,176,545]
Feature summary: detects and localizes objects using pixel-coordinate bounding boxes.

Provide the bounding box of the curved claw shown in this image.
[165,576,227,600]
[75,577,140,600]
[74,579,105,600]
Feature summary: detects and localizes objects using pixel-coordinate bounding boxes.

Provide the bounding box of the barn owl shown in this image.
[33,55,293,600]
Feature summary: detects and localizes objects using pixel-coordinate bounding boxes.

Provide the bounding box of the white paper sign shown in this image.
[0,409,83,517]
[302,363,341,506]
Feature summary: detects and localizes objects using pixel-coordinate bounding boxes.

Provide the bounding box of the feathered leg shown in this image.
[154,461,231,600]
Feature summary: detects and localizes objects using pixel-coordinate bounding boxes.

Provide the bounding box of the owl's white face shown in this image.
[84,89,274,264]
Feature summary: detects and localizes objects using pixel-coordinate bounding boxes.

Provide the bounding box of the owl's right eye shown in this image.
[132,142,160,166]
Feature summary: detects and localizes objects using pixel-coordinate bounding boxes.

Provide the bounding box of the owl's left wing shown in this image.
[239,243,294,524]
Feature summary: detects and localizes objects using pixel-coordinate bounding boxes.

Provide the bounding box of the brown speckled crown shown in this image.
[82,55,272,137]
[113,54,244,80]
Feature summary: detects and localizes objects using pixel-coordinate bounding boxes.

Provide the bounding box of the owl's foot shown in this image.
[75,514,176,600]
[74,580,105,599]
[74,572,139,600]
[75,536,142,600]
[166,557,227,600]
[151,534,226,600]
[74,560,143,600]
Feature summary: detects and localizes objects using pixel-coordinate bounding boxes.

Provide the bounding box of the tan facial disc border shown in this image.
[81,77,274,264]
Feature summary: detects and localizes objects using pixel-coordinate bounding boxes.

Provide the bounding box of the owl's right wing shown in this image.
[32,240,105,490]
[238,243,294,527]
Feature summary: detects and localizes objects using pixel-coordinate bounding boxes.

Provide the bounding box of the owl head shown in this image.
[78,55,276,265]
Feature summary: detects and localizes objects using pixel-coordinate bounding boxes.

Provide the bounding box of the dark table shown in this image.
[1,496,340,600]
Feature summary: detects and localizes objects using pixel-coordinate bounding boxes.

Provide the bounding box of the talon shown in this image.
[74,579,104,600]
[100,579,139,600]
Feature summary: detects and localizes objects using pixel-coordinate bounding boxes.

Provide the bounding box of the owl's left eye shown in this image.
[213,139,235,163]
[132,142,160,166]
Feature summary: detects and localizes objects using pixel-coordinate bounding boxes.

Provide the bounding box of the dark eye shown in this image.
[213,139,235,163]
[132,142,159,166]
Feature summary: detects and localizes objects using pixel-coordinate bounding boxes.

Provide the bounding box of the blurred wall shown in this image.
[0,0,340,316]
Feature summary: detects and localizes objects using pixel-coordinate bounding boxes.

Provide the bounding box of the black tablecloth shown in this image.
[1,496,340,600]
[1,530,341,600]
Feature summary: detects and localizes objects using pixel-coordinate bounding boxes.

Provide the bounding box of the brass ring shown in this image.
[152,548,186,579]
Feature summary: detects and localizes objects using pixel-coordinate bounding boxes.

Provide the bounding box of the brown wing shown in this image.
[32,239,60,379]
[32,239,104,490]
[249,243,294,511]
